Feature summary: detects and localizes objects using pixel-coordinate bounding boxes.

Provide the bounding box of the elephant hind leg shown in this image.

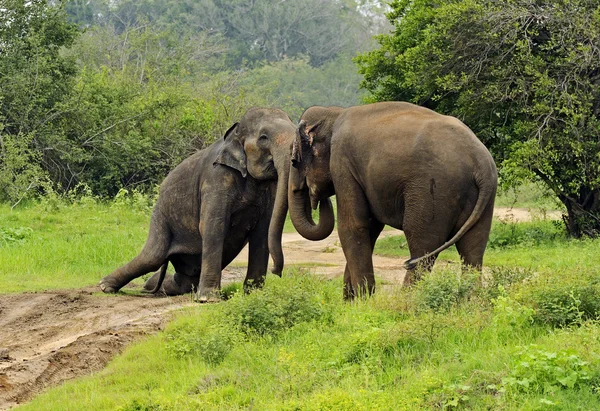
[455,199,494,270]
[100,212,171,293]
[402,232,444,287]
[143,254,201,296]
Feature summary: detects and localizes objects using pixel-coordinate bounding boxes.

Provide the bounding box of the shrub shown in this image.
[223,273,332,337]
[515,270,600,327]
[165,317,239,366]
[492,292,535,330]
[502,345,593,394]
[414,268,478,312]
[488,220,565,249]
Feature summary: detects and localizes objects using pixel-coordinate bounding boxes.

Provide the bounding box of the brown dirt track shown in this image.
[0,207,556,409]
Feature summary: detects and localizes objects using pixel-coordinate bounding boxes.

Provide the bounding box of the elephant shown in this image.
[99,107,334,301]
[288,102,498,300]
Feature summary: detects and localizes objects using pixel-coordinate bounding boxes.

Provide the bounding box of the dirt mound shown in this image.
[0,289,191,410]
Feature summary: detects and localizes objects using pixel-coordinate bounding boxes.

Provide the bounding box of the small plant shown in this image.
[415,268,477,312]
[516,271,600,327]
[482,266,533,299]
[502,345,593,394]
[492,291,535,329]
[118,399,165,411]
[165,320,239,366]
[0,226,33,246]
[322,245,337,253]
[220,282,242,300]
[222,272,332,337]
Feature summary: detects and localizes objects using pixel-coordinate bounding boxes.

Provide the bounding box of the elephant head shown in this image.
[288,106,342,240]
[213,108,297,275]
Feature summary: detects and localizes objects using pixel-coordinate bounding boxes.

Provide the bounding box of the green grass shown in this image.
[18,269,600,410]
[495,182,564,211]
[5,192,600,410]
[0,200,152,293]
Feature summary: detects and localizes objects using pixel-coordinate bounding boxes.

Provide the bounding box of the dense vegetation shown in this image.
[357,0,600,237]
[0,0,386,201]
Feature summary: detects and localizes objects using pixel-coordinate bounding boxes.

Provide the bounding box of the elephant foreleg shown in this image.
[245,210,271,292]
[197,203,231,302]
[336,178,382,300]
[342,219,384,300]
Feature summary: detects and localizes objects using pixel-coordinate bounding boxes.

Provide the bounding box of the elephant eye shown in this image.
[259,134,268,141]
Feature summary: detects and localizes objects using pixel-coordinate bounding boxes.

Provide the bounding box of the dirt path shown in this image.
[0,207,554,409]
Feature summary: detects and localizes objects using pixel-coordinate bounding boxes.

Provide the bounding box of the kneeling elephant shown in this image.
[100,108,334,301]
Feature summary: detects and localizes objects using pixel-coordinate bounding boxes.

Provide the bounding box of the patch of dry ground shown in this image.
[0,207,554,409]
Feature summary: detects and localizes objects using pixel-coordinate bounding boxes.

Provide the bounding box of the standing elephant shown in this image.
[289,102,497,299]
[100,108,333,301]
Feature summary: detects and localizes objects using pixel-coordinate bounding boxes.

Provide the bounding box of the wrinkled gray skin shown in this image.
[99,108,304,302]
[289,102,498,300]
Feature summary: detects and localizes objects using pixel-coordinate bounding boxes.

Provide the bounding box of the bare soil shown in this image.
[0,207,554,409]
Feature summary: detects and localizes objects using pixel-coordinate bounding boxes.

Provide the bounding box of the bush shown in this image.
[165,317,239,366]
[480,266,534,300]
[223,273,333,337]
[414,268,478,312]
[515,270,600,327]
[488,220,565,249]
[502,345,593,394]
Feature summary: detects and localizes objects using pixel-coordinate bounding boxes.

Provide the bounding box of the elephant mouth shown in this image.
[263,159,276,178]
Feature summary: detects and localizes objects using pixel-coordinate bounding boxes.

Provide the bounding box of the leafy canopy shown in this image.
[357,0,600,237]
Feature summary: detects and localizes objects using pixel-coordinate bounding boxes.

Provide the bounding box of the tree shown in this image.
[357,0,600,237]
[0,0,79,203]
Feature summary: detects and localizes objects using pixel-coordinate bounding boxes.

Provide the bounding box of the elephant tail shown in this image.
[148,261,169,294]
[404,168,497,271]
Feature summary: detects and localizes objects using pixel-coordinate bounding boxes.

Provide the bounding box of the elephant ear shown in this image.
[292,120,318,177]
[214,122,247,177]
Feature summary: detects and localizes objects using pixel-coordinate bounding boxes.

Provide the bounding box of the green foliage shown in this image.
[222,273,334,337]
[492,293,535,330]
[0,0,79,202]
[357,0,600,237]
[515,268,600,327]
[118,399,165,411]
[0,226,33,246]
[413,268,478,312]
[502,345,594,394]
[488,219,565,249]
[482,266,533,300]
[165,318,239,366]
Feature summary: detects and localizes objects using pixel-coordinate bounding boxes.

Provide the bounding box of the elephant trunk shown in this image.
[267,150,291,276]
[288,165,334,241]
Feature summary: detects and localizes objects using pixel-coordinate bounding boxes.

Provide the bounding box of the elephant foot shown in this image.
[143,272,196,296]
[195,288,221,303]
[99,276,122,294]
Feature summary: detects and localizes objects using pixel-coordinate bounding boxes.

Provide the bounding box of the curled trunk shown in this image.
[288,166,335,241]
